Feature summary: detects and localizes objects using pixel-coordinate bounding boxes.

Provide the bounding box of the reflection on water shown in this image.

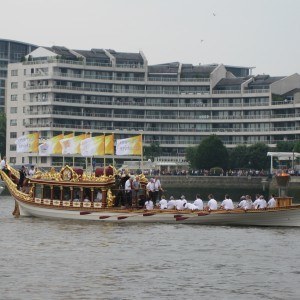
[0,196,300,300]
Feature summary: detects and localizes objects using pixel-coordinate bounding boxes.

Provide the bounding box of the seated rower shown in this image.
[158,195,168,210]
[144,199,154,210]
[254,195,267,209]
[176,195,187,210]
[267,194,276,208]
[186,202,198,211]
[237,196,246,209]
[220,194,234,210]
[243,195,253,210]
[167,196,176,209]
[83,195,90,202]
[206,194,218,211]
[193,194,204,210]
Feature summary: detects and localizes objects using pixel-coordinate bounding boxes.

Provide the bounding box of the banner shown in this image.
[80,135,104,156]
[116,135,142,156]
[60,133,89,155]
[38,134,64,156]
[15,132,39,153]
[105,134,114,155]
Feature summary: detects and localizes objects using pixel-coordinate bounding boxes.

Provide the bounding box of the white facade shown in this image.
[5,46,300,167]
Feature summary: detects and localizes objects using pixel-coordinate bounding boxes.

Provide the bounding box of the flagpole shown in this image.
[62,131,65,167]
[140,133,144,174]
[103,132,106,176]
[72,131,75,167]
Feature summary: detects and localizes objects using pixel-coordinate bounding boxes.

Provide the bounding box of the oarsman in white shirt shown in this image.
[158,196,168,209]
[255,195,267,209]
[206,194,218,211]
[144,199,154,210]
[193,194,204,210]
[237,196,247,209]
[252,194,261,210]
[244,195,253,210]
[167,196,176,209]
[220,194,234,210]
[267,194,277,208]
[176,195,187,210]
[186,202,198,210]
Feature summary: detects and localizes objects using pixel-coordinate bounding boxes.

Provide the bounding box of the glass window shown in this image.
[10,132,17,138]
[10,144,16,151]
[11,95,18,101]
[10,119,17,126]
[11,70,18,76]
[10,107,17,113]
[9,157,16,164]
[11,82,18,89]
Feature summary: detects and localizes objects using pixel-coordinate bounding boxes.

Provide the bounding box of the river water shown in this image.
[0,196,300,300]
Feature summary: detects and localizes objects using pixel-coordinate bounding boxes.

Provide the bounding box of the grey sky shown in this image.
[1,0,299,76]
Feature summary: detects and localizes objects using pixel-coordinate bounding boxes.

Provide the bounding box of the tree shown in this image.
[247,143,269,170]
[143,141,161,161]
[0,113,6,157]
[186,135,228,170]
[228,145,249,169]
[276,141,295,152]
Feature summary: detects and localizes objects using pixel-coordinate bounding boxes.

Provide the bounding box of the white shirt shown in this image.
[244,200,253,210]
[145,200,154,210]
[125,179,132,192]
[207,199,218,210]
[167,200,176,209]
[221,199,234,210]
[257,199,267,209]
[159,199,168,209]
[176,199,187,210]
[146,181,155,192]
[193,198,204,210]
[154,179,161,191]
[238,200,247,209]
[28,169,35,176]
[186,203,198,210]
[253,199,260,209]
[0,159,6,170]
[267,197,276,208]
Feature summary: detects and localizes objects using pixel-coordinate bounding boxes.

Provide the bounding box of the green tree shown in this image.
[276,141,295,152]
[228,145,249,169]
[186,135,228,170]
[143,141,161,161]
[247,143,269,170]
[0,113,6,157]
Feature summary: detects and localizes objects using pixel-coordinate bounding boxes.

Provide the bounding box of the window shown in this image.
[11,82,18,89]
[24,69,26,75]
[11,94,17,101]
[22,157,25,164]
[23,94,26,101]
[10,132,17,138]
[11,70,18,76]
[41,157,47,164]
[10,144,16,151]
[9,157,16,164]
[10,119,17,126]
[10,107,17,114]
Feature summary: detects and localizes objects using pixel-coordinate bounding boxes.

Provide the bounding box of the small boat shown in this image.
[1,165,300,227]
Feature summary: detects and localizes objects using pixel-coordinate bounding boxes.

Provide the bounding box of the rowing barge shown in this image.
[1,165,300,226]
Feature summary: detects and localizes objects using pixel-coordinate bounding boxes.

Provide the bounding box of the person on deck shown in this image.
[158,195,168,209]
[144,199,154,210]
[0,156,7,172]
[95,190,102,202]
[206,194,218,211]
[193,194,204,210]
[153,175,162,205]
[267,194,277,208]
[167,196,176,209]
[132,176,141,206]
[220,194,234,210]
[146,178,155,201]
[124,176,133,207]
[28,165,36,177]
[18,166,27,190]
[254,195,267,209]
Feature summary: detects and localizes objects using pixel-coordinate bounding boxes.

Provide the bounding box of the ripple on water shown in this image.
[1,196,300,299]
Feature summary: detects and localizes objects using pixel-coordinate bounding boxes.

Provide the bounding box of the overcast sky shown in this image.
[1,0,299,76]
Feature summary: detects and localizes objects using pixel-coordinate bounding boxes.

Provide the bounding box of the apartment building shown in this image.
[0,39,37,112]
[6,46,300,167]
